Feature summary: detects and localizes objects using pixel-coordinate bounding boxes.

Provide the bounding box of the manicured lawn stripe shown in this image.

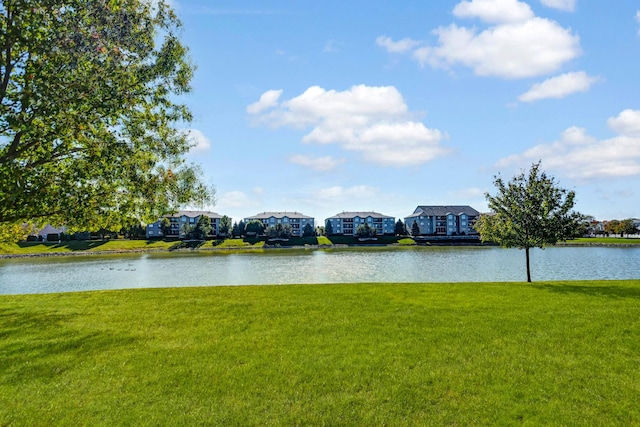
[1,281,639,425]
[562,237,640,245]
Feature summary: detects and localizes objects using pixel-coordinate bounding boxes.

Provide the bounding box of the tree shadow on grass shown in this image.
[169,240,206,251]
[18,241,108,251]
[531,282,640,300]
[0,308,138,384]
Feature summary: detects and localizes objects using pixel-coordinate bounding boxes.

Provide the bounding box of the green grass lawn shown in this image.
[0,239,176,255]
[1,281,639,425]
[562,237,640,245]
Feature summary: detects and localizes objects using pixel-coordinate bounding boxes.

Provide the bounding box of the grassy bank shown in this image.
[0,239,176,255]
[1,281,639,425]
[560,237,640,245]
[1,236,418,256]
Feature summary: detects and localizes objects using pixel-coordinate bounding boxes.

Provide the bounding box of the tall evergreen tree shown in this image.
[325,220,334,236]
[411,220,420,236]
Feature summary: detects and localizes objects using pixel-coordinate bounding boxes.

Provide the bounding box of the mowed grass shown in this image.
[2,281,640,425]
[563,237,640,245]
[0,239,175,255]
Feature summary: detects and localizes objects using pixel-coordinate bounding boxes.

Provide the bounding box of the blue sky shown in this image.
[173,0,640,224]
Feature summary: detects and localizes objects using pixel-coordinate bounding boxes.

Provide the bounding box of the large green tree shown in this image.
[476,162,582,282]
[0,0,212,233]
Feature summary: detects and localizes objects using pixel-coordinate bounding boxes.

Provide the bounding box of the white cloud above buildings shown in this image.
[539,0,576,12]
[453,0,534,23]
[248,84,450,167]
[518,72,599,102]
[289,155,344,171]
[607,109,640,137]
[495,109,640,179]
[636,10,640,36]
[379,0,581,79]
[246,89,283,114]
[375,36,422,54]
[217,189,263,210]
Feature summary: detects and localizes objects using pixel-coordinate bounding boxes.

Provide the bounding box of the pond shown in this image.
[0,246,638,295]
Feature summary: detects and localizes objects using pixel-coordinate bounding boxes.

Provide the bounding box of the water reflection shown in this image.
[0,246,638,294]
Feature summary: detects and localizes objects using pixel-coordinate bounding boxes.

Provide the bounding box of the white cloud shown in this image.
[217,190,261,209]
[540,0,576,12]
[495,111,640,179]
[289,155,344,171]
[449,187,486,199]
[453,0,534,24]
[248,85,450,167]
[376,36,422,53]
[425,18,580,78]
[246,89,283,114]
[607,109,640,137]
[186,128,211,153]
[380,0,581,79]
[518,71,599,102]
[636,11,640,36]
[315,185,378,202]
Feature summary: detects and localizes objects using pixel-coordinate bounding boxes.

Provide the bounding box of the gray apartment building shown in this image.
[146,210,223,238]
[405,205,479,236]
[244,211,314,237]
[326,211,395,236]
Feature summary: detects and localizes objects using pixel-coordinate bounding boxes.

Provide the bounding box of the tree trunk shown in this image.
[525,247,532,283]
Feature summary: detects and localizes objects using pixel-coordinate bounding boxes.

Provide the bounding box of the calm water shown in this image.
[0,246,638,295]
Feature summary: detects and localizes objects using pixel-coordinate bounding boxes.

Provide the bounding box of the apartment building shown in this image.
[405,205,479,236]
[244,211,315,237]
[326,211,395,236]
[146,210,223,238]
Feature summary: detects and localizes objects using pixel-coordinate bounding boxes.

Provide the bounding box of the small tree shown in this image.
[604,220,619,236]
[181,223,195,239]
[121,224,145,239]
[192,215,212,240]
[395,219,406,236]
[325,220,334,236]
[245,220,265,236]
[232,220,246,237]
[356,223,376,238]
[219,215,232,236]
[266,223,292,239]
[302,223,315,237]
[476,161,582,282]
[411,220,420,236]
[620,219,637,237]
[160,218,172,237]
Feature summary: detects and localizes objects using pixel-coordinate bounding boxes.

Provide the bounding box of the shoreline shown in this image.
[1,240,638,260]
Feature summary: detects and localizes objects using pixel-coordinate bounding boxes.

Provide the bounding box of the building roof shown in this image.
[327,211,394,220]
[245,211,314,220]
[36,224,67,237]
[406,205,480,218]
[164,210,223,219]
